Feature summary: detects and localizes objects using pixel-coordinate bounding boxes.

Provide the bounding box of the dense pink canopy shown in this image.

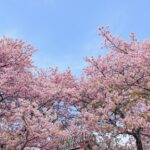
[77,27,150,150]
[0,27,150,150]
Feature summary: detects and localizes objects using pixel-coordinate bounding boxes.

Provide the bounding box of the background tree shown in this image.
[0,37,80,149]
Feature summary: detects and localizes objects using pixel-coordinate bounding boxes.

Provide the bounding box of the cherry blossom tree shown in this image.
[1,26,150,150]
[0,37,80,149]
[77,27,150,150]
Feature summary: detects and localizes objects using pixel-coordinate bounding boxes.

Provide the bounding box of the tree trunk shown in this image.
[134,133,143,150]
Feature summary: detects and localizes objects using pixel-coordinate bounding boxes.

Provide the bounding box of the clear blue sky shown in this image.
[0,0,150,76]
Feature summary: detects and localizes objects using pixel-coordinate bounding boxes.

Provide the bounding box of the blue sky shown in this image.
[0,0,150,76]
